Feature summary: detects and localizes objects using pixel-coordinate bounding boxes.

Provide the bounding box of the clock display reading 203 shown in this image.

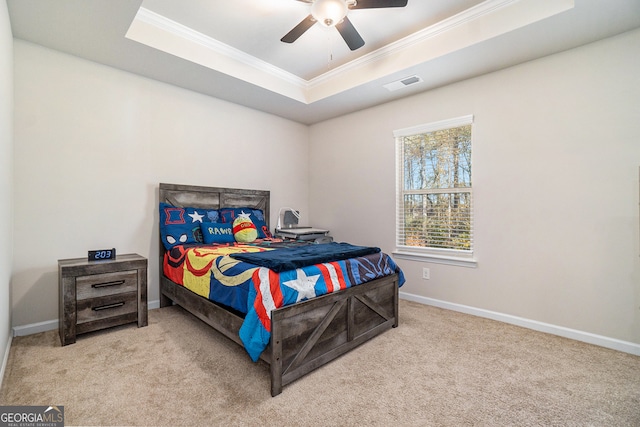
[88,248,116,261]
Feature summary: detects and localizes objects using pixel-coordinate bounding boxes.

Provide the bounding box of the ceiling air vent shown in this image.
[383,75,424,92]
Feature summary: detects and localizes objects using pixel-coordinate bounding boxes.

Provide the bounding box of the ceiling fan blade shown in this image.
[336,17,365,51]
[351,0,408,9]
[281,15,316,43]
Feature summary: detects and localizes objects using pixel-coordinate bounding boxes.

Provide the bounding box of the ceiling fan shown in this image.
[281,0,409,51]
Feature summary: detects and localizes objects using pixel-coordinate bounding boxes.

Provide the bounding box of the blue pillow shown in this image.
[160,222,202,250]
[220,207,271,238]
[200,223,235,244]
[159,203,219,249]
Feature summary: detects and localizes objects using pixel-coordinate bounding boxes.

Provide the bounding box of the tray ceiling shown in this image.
[8,0,640,124]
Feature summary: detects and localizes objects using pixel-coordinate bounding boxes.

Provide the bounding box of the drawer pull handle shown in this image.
[92,280,125,289]
[92,302,125,311]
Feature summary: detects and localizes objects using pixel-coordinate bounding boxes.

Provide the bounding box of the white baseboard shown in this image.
[12,319,58,337]
[399,291,640,357]
[0,334,12,390]
[11,299,162,337]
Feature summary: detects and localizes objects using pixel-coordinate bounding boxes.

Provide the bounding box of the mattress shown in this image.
[163,240,404,361]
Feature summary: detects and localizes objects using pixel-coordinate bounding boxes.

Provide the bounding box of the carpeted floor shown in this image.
[1,299,639,426]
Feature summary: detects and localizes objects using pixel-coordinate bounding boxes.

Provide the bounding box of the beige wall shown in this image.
[309,29,640,347]
[0,0,13,368]
[12,40,309,328]
[9,25,640,352]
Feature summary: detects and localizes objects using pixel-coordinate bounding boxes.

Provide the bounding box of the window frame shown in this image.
[393,115,477,268]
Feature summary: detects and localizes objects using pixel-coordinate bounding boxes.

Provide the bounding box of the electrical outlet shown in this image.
[422,267,430,280]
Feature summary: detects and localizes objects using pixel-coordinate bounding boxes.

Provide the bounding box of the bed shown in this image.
[158,183,403,396]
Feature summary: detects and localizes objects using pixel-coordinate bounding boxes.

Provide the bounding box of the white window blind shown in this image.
[394,115,474,261]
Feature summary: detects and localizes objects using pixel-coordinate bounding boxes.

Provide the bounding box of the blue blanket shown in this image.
[229,242,380,272]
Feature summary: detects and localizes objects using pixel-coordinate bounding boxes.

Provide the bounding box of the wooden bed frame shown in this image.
[158,183,400,396]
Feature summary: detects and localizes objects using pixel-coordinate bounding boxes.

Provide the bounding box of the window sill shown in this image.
[392,250,478,268]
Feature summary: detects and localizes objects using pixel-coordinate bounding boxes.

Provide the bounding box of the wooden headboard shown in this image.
[159,183,270,218]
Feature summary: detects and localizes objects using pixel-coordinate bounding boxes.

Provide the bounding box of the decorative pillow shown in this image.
[159,203,219,249]
[220,207,271,238]
[233,213,258,243]
[200,223,235,244]
[160,222,202,250]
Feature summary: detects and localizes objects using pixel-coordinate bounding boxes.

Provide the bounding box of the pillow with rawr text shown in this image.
[200,223,235,244]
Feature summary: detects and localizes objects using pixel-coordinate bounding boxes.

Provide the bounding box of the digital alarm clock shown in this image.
[88,248,116,261]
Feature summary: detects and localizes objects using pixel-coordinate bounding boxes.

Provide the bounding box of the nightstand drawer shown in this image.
[76,291,138,324]
[76,270,138,300]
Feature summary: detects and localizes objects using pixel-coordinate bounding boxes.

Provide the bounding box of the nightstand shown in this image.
[58,253,148,346]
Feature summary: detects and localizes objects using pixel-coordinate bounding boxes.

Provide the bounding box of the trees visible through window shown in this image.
[394,116,473,255]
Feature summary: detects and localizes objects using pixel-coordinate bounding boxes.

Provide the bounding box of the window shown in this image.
[394,115,476,266]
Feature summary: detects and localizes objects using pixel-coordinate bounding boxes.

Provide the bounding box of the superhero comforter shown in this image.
[163,241,405,361]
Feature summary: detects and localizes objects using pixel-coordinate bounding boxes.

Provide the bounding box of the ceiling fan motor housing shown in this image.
[311,0,349,27]
[283,0,408,51]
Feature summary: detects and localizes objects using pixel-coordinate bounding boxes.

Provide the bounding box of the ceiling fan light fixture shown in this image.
[282,0,404,50]
[311,0,349,28]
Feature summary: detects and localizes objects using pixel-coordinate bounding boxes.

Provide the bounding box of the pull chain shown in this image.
[327,31,333,71]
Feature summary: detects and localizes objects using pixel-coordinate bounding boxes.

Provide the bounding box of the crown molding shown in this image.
[135,7,308,89]
[305,0,573,102]
[127,7,310,103]
[309,0,521,87]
